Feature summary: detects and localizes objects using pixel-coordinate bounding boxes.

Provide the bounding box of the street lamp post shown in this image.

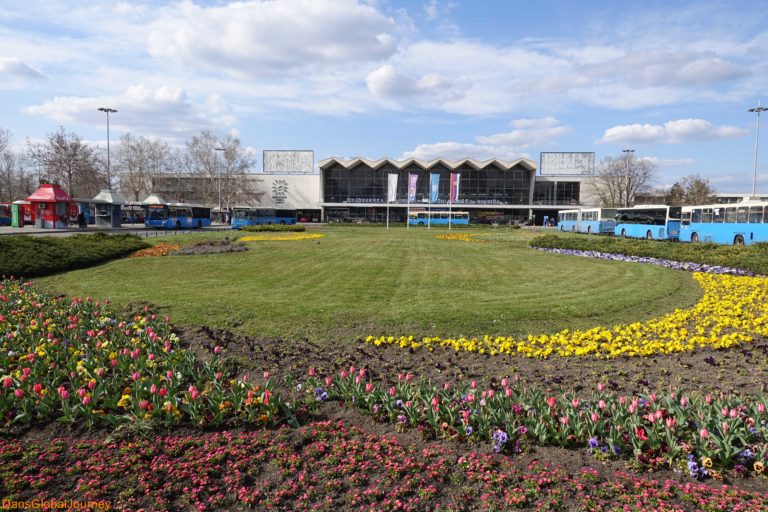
[214,147,225,223]
[748,104,767,198]
[97,107,117,190]
[622,149,635,207]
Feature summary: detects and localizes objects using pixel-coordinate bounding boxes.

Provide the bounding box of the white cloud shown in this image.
[366,64,463,103]
[641,157,697,168]
[598,119,748,145]
[147,0,398,78]
[24,84,236,142]
[402,117,570,160]
[0,57,44,80]
[424,0,439,21]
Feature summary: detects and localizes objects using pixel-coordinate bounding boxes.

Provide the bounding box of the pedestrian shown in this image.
[77,211,86,230]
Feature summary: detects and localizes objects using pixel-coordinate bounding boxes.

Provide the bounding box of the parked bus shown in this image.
[230,208,297,229]
[680,201,768,245]
[614,205,682,240]
[0,202,10,226]
[144,204,211,229]
[121,203,145,224]
[408,210,470,226]
[557,208,617,235]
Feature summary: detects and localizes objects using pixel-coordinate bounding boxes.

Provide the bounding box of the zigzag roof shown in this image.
[318,157,537,172]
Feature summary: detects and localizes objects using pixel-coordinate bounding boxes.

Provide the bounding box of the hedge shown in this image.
[0,233,150,278]
[529,234,768,275]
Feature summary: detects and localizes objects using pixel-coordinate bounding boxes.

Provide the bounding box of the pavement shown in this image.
[0,223,234,237]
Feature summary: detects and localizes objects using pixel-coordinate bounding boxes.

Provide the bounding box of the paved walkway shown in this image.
[0,224,233,237]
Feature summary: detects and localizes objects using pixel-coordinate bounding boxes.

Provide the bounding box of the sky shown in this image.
[1,0,767,193]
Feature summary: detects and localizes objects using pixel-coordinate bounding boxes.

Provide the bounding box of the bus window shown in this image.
[725,207,737,223]
[712,208,724,223]
[691,209,701,223]
[749,206,763,223]
[702,208,713,223]
[681,211,691,225]
[737,207,748,223]
[668,206,682,220]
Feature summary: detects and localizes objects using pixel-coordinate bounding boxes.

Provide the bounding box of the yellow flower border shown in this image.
[435,233,489,243]
[239,233,326,242]
[365,273,768,358]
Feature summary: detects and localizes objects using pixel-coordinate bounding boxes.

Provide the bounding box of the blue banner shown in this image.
[429,173,440,203]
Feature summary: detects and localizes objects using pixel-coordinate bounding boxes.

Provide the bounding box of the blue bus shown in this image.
[614,205,682,240]
[408,210,470,226]
[557,208,616,234]
[680,201,768,245]
[144,204,211,229]
[230,208,297,229]
[0,203,10,226]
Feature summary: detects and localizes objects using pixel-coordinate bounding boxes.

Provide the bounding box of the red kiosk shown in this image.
[27,183,74,229]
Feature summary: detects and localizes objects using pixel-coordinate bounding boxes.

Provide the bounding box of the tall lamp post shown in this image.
[214,147,225,222]
[97,107,117,190]
[622,148,635,207]
[748,104,767,198]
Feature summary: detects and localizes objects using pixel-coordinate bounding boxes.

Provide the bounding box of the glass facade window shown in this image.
[323,163,534,205]
[533,181,580,205]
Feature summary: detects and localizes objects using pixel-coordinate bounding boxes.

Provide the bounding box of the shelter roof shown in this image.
[317,157,537,172]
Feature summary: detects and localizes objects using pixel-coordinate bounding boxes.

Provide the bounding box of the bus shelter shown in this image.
[91,189,126,227]
[26,183,74,229]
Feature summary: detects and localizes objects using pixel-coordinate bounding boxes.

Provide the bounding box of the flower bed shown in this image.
[365,272,768,358]
[435,233,488,243]
[129,242,180,257]
[2,420,767,511]
[239,233,326,241]
[0,278,288,428]
[296,369,768,478]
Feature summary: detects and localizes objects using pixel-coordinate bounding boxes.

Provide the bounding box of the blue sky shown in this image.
[1,0,767,192]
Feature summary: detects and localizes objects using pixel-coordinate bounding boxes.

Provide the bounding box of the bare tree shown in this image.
[217,135,256,210]
[115,133,172,201]
[589,154,657,207]
[27,127,103,197]
[679,174,715,205]
[0,129,37,202]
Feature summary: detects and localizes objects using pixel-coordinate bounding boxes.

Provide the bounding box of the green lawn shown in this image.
[35,227,703,344]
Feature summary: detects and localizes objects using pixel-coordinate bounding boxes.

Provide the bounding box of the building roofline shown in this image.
[317,157,537,172]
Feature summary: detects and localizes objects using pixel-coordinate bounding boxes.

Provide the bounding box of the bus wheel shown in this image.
[621,229,626,238]
[734,235,745,246]
[418,221,424,226]
[691,233,699,243]
[646,230,653,240]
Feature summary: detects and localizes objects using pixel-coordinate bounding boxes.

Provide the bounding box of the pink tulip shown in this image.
[405,373,414,382]
[654,410,663,421]
[665,417,676,429]
[560,416,569,426]
[2,377,12,388]
[263,371,270,380]
[700,428,709,439]
[598,400,606,410]
[389,386,396,397]
[82,396,91,406]
[365,383,373,393]
[58,386,69,400]
[505,387,513,398]
[358,368,366,378]
[33,383,43,395]
[341,370,349,379]
[466,393,475,404]
[159,388,168,397]
[443,382,451,391]
[398,373,405,382]
[77,388,87,398]
[325,376,332,387]
[470,380,478,389]
[597,382,605,392]
[88,380,96,390]
[571,398,580,408]
[355,375,362,385]
[166,371,174,380]
[705,394,713,404]
[139,400,149,410]
[619,396,627,405]
[729,409,739,419]
[150,384,158,394]
[501,378,509,387]
[722,422,730,434]
[546,397,557,408]
[131,372,140,381]
[14,388,23,399]
[590,412,600,422]
[308,367,316,377]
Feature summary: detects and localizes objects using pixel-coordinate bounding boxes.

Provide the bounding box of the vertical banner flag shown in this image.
[429,173,440,203]
[450,173,460,202]
[387,173,398,203]
[408,173,418,203]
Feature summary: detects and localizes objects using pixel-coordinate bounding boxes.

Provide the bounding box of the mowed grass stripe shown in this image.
[35,228,702,344]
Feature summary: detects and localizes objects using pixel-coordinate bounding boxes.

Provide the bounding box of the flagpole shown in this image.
[387,203,390,229]
[448,174,453,231]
